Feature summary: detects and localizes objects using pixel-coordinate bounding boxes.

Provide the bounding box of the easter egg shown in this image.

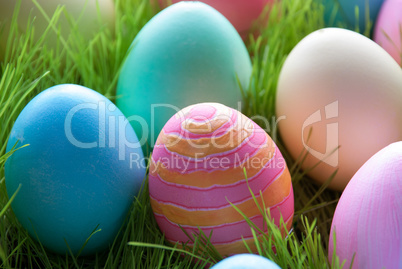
[5,84,145,255]
[329,142,402,269]
[149,103,294,256]
[156,0,276,39]
[319,0,385,33]
[211,254,281,269]
[374,0,402,66]
[0,0,115,61]
[276,28,402,191]
[116,2,252,154]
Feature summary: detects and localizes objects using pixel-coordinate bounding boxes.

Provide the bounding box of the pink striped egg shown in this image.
[149,103,294,256]
[329,142,402,269]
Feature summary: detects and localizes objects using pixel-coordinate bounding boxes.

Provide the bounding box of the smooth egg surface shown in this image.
[374,0,402,65]
[156,0,275,39]
[149,103,294,256]
[5,84,145,255]
[211,253,282,269]
[276,27,402,191]
[116,2,252,154]
[329,142,402,269]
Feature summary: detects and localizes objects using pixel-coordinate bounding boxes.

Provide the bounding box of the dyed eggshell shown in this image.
[320,0,384,32]
[0,0,115,61]
[149,103,294,256]
[5,84,145,255]
[116,2,252,154]
[374,0,402,65]
[157,0,275,39]
[329,142,402,269]
[276,28,402,191]
[211,254,281,269]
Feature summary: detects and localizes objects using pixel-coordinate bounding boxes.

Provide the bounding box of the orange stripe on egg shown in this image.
[169,216,293,255]
[170,235,260,255]
[181,112,231,135]
[175,102,234,135]
[149,139,276,188]
[150,168,292,227]
[210,217,293,255]
[159,112,255,158]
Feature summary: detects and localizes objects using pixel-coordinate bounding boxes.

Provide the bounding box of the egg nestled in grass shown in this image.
[329,142,402,269]
[211,253,281,269]
[5,84,145,255]
[116,2,252,154]
[276,27,402,191]
[149,103,294,257]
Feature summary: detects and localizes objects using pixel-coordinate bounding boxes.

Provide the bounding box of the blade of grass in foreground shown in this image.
[0,0,349,267]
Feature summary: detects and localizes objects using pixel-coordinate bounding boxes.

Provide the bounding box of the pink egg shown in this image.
[329,142,402,269]
[156,0,275,38]
[374,0,402,65]
[149,103,294,256]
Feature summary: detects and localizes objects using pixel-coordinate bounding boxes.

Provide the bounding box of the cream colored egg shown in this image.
[276,27,402,191]
[0,0,115,60]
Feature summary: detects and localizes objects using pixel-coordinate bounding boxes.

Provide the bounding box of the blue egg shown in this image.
[5,84,145,256]
[211,254,281,269]
[319,0,385,33]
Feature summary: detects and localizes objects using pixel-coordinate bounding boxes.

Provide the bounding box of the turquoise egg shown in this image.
[5,84,145,256]
[211,254,281,269]
[116,1,252,154]
[319,0,385,33]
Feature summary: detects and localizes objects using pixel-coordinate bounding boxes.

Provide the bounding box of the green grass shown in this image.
[0,0,351,268]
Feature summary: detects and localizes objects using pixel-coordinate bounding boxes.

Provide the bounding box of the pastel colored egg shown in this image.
[5,84,145,255]
[211,254,281,269]
[149,103,294,257]
[116,2,252,154]
[156,0,276,39]
[329,142,402,269]
[319,0,384,33]
[276,28,402,191]
[0,0,115,61]
[374,0,402,65]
